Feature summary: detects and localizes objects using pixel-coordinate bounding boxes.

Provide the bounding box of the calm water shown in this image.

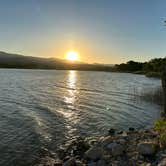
[0,69,161,165]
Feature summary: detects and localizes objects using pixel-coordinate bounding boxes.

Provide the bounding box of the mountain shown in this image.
[0,51,113,71]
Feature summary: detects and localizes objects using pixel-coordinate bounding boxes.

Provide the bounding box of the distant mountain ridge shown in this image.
[0,51,113,71]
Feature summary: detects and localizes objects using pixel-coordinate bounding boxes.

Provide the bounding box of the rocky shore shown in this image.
[36,128,166,166]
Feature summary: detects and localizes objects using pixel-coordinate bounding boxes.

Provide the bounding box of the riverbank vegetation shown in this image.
[113,58,166,78]
[138,87,163,105]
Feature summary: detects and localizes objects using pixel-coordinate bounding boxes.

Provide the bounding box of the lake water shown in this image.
[0,69,162,165]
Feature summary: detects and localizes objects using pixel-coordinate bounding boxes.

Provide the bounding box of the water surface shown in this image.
[0,69,161,165]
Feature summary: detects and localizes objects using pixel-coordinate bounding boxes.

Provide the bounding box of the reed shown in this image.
[132,86,163,105]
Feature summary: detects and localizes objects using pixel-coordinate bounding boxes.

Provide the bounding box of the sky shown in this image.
[0,0,166,64]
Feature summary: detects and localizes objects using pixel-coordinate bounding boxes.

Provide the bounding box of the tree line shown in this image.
[112,57,166,77]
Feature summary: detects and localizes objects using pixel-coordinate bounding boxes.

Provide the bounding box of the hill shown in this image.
[0,51,113,71]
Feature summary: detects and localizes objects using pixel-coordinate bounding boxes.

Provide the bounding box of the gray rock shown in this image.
[121,131,128,137]
[129,127,135,132]
[138,142,157,156]
[63,157,76,166]
[106,142,124,156]
[85,146,103,160]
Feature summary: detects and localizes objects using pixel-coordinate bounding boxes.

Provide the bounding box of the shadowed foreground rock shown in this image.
[35,128,166,166]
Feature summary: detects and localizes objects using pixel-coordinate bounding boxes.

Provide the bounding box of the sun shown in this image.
[66,51,79,61]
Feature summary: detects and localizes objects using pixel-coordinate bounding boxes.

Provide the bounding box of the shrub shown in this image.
[154,118,166,147]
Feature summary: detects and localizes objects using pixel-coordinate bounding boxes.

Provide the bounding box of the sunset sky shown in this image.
[0,0,166,64]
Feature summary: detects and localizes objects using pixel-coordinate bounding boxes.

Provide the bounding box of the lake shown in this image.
[0,69,162,165]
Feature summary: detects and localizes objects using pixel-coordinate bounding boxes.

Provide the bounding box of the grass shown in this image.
[154,117,166,147]
[145,72,161,78]
[140,87,163,105]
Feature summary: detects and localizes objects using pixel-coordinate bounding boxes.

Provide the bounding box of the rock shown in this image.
[129,127,135,132]
[117,130,123,135]
[96,160,107,166]
[63,156,71,162]
[69,139,90,157]
[87,162,97,166]
[39,156,56,166]
[57,148,66,159]
[63,157,76,166]
[100,136,112,146]
[158,158,166,166]
[87,160,106,166]
[145,163,151,166]
[121,131,128,137]
[108,128,115,135]
[138,142,157,156]
[106,142,124,156]
[85,146,103,160]
[75,160,85,166]
[54,159,63,166]
[117,139,126,145]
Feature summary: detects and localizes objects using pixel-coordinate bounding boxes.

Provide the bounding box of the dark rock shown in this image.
[85,146,103,160]
[108,128,115,135]
[63,157,76,166]
[96,160,107,166]
[129,127,135,132]
[54,159,63,166]
[87,160,106,166]
[138,142,157,156]
[87,162,97,166]
[106,142,125,156]
[117,138,126,145]
[117,131,123,134]
[57,148,66,160]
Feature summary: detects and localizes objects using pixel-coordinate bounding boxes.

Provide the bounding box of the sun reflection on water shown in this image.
[68,70,76,89]
[59,70,79,137]
[64,70,77,106]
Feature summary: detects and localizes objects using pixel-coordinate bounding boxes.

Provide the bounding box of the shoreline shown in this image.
[36,128,166,166]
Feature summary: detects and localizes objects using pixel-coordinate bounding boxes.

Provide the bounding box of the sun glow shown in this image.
[66,51,79,61]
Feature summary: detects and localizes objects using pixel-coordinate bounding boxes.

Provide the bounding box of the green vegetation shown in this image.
[154,118,166,147]
[145,72,161,78]
[113,58,166,78]
[113,61,144,72]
